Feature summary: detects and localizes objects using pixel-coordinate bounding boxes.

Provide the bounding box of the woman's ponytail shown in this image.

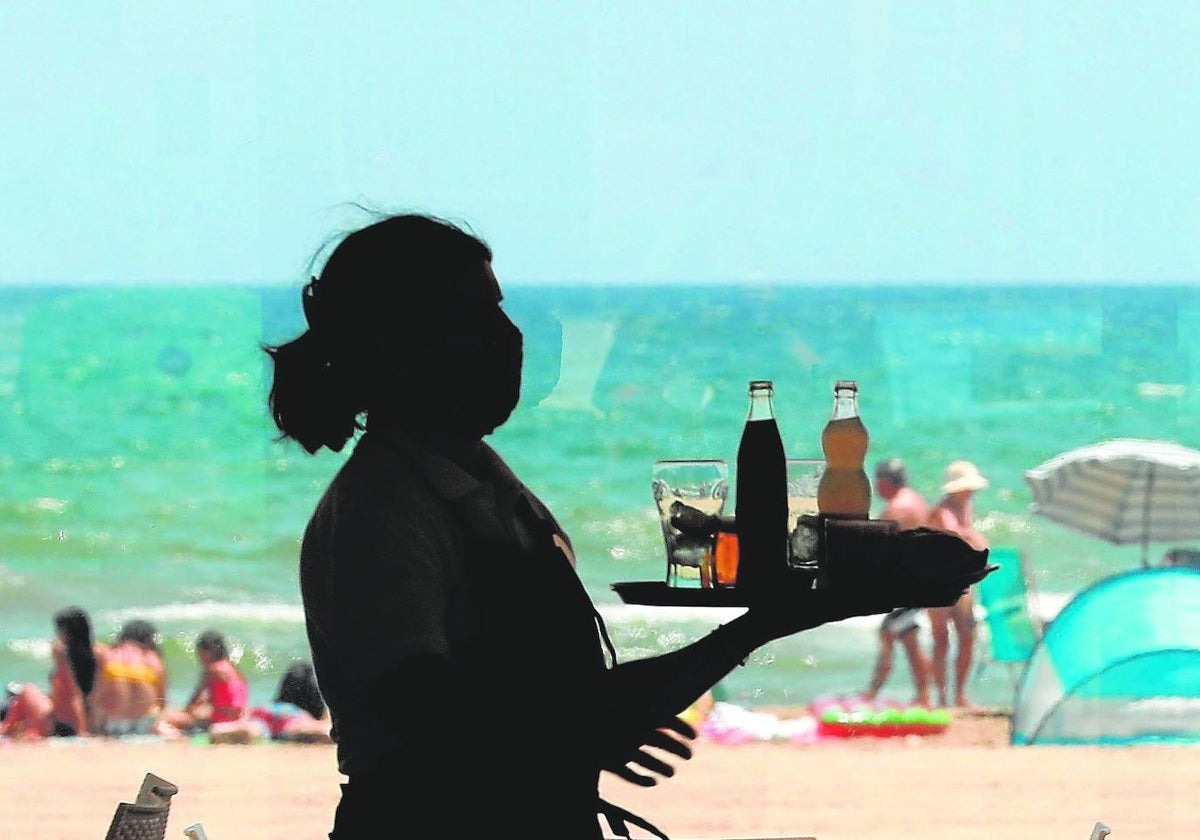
[264,330,361,454]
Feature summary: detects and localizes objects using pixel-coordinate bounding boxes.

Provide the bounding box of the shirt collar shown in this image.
[361,426,523,544]
[361,426,482,499]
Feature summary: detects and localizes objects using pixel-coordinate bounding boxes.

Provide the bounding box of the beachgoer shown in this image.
[0,683,17,721]
[91,618,168,738]
[160,629,250,733]
[0,606,99,739]
[862,457,933,706]
[249,660,332,743]
[926,460,990,709]
[263,212,987,840]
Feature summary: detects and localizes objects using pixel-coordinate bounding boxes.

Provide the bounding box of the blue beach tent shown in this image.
[1010,566,1200,745]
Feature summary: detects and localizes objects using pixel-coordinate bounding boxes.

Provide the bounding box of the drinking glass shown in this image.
[651,459,729,587]
[786,458,825,569]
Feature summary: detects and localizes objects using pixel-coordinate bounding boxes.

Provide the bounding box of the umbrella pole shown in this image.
[1141,465,1155,568]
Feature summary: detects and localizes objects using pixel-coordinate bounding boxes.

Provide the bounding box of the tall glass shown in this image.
[786,458,825,569]
[652,459,729,588]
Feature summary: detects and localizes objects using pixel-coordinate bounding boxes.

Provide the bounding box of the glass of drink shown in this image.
[786,458,825,569]
[652,459,729,588]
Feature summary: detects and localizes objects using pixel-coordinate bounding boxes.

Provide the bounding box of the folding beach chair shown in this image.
[102,772,178,840]
[973,546,1043,691]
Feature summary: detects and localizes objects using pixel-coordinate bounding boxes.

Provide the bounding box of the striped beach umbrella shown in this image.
[1024,438,1200,567]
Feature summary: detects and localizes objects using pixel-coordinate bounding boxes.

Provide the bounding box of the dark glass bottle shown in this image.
[734,380,788,594]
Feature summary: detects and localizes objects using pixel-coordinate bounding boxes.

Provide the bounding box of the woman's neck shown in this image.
[366,413,484,470]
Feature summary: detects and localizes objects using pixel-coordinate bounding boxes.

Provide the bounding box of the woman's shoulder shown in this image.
[146,649,167,673]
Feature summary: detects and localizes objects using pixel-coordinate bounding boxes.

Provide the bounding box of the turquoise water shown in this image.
[1,283,1198,709]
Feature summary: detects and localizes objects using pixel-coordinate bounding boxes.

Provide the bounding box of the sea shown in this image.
[2,282,1199,712]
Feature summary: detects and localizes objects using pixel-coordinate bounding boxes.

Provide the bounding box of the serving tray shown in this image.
[611,580,753,607]
[611,573,819,607]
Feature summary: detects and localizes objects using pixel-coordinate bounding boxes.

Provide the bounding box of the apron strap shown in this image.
[598,796,671,840]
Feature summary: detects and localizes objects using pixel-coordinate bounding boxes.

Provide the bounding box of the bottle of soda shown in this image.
[816,379,871,518]
[734,380,788,594]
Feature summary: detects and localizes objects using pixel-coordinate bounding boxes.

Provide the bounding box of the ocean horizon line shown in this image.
[2,278,1200,290]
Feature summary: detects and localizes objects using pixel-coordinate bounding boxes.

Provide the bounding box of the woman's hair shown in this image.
[195,629,229,661]
[274,660,326,720]
[117,618,162,653]
[264,213,493,455]
[53,606,97,697]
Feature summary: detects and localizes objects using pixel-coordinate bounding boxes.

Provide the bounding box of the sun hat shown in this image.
[941,460,989,493]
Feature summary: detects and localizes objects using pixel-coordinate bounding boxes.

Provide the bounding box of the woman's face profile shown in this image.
[444,261,524,436]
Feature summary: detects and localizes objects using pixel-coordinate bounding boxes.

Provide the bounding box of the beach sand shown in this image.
[1,711,1196,840]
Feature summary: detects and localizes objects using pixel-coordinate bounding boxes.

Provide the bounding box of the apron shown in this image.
[454,487,669,840]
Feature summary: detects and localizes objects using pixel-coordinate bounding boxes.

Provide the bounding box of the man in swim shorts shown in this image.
[862,458,932,706]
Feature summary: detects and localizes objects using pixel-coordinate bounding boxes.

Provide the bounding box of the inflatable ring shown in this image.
[811,694,951,738]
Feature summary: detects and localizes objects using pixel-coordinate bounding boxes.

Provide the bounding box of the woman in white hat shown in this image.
[926,460,990,710]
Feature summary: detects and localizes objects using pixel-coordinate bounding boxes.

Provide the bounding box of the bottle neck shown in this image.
[747,389,776,421]
[830,390,859,420]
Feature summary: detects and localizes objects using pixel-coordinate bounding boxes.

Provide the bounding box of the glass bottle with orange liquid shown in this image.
[816,380,871,518]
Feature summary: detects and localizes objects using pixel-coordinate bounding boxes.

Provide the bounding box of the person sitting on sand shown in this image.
[161,629,250,734]
[862,457,933,706]
[249,660,333,743]
[0,606,100,739]
[91,618,169,738]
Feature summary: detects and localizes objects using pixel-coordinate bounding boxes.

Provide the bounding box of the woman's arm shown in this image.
[183,672,210,713]
[65,682,90,736]
[593,528,991,766]
[593,600,840,756]
[51,646,92,736]
[152,653,168,710]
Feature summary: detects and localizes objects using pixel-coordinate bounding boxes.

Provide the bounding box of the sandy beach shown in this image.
[1,711,1196,840]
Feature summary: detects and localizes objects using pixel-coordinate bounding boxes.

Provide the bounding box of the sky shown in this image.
[3,1,1199,286]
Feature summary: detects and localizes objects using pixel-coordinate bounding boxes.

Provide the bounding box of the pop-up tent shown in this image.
[1011,566,1200,745]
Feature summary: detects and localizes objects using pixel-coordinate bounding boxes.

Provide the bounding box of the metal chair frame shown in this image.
[103,772,178,840]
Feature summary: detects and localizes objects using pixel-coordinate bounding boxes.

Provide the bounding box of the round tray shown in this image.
[611,581,751,607]
[610,573,817,607]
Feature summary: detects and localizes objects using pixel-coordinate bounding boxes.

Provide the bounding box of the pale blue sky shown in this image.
[3,2,1199,285]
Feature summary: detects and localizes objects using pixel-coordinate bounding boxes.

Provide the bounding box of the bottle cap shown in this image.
[834,380,857,392]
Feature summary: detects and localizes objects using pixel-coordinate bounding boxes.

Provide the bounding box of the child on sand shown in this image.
[160,629,255,740]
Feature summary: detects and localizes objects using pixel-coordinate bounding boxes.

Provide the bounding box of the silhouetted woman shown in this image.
[264,213,983,840]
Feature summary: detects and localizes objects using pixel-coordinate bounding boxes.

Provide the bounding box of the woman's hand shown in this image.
[602,715,696,787]
[740,525,994,646]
